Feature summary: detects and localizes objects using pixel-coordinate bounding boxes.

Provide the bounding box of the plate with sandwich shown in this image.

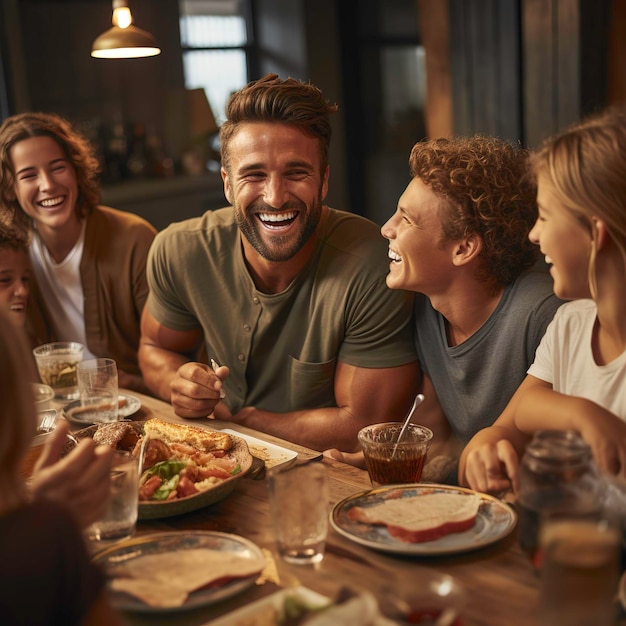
[94,530,266,612]
[331,483,516,555]
[71,418,253,519]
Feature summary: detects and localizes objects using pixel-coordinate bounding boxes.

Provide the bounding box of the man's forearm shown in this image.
[138,343,188,401]
[233,405,364,451]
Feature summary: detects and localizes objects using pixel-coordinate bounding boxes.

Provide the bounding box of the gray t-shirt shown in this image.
[415,271,563,443]
[147,207,417,413]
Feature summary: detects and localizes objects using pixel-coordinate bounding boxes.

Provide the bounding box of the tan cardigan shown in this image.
[27,206,157,377]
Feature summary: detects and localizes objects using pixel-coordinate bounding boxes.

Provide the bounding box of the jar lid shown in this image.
[525,429,592,464]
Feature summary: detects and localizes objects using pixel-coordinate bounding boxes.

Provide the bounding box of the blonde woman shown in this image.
[462,107,626,493]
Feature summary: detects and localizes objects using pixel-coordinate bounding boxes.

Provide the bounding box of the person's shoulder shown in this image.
[553,299,596,321]
[507,270,561,306]
[512,268,556,294]
[322,208,386,252]
[158,207,234,236]
[153,208,237,253]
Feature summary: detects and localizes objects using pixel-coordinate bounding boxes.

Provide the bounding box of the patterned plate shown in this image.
[93,531,265,613]
[331,483,517,556]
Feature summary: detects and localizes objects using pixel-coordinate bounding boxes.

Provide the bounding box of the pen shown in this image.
[210,358,226,399]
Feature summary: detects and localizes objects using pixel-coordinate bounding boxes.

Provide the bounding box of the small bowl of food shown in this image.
[32,382,55,411]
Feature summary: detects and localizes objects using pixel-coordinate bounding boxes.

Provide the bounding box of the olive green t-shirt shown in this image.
[147,207,416,413]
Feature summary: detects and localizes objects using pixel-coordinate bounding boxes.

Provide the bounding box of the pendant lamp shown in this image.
[91,0,161,59]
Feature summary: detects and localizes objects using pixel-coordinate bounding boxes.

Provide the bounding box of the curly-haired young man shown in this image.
[383,136,564,457]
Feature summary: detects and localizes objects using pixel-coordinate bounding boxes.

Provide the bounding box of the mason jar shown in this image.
[516,429,603,567]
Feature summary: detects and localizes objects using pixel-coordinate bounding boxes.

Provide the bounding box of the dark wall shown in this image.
[448,0,612,148]
[2,0,185,155]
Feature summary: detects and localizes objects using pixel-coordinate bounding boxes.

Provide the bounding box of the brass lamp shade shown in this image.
[91,24,161,58]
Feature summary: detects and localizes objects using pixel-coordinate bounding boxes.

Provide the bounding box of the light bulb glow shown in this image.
[113,7,132,29]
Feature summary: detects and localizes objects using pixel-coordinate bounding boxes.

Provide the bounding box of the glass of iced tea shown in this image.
[358,422,433,487]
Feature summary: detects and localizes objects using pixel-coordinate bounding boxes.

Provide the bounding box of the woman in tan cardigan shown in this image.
[0,112,156,394]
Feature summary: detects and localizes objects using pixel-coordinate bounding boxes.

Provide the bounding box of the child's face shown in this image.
[529,178,593,300]
[0,248,30,326]
[10,135,79,233]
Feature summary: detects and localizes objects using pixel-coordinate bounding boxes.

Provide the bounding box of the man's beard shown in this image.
[234,194,324,262]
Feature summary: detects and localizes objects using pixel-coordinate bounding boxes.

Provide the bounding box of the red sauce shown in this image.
[365,450,427,484]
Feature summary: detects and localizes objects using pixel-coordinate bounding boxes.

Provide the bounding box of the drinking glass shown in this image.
[33,342,84,400]
[358,422,433,487]
[538,516,620,626]
[86,451,138,543]
[76,358,119,423]
[268,463,329,565]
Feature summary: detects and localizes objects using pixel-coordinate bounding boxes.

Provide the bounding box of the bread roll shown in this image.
[143,418,233,452]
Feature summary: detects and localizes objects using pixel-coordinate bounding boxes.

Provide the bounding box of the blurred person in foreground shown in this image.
[0,306,121,625]
[462,107,626,494]
[0,223,114,530]
[0,112,157,394]
[139,74,418,451]
[326,136,563,479]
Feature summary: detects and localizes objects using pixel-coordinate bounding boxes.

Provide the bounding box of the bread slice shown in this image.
[143,418,233,452]
[348,492,481,543]
[110,548,265,607]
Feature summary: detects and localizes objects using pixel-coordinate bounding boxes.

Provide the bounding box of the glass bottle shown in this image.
[516,429,603,566]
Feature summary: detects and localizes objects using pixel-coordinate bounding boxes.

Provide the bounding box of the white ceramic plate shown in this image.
[203,586,331,625]
[93,531,265,613]
[220,429,297,470]
[331,483,517,556]
[63,394,141,425]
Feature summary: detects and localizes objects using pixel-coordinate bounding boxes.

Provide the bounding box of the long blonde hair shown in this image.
[531,106,626,299]
[0,307,38,513]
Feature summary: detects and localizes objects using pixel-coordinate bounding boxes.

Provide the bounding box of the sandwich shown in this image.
[348,491,481,543]
[142,417,233,453]
[109,548,266,608]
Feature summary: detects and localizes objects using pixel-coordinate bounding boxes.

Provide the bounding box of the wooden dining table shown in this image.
[32,390,545,625]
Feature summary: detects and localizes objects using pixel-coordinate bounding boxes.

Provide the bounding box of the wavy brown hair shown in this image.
[410,136,538,288]
[220,73,338,174]
[531,106,626,300]
[0,112,101,231]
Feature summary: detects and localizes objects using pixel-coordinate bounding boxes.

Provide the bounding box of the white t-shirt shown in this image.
[29,223,97,359]
[528,299,626,420]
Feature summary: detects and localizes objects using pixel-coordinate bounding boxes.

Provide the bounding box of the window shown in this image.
[338,0,426,223]
[179,0,254,125]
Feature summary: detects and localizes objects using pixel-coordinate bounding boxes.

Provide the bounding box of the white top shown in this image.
[528,299,626,420]
[29,223,96,359]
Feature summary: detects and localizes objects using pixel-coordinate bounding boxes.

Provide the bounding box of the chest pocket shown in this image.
[288,357,336,410]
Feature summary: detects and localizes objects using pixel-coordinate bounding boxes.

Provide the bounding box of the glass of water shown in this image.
[86,451,138,544]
